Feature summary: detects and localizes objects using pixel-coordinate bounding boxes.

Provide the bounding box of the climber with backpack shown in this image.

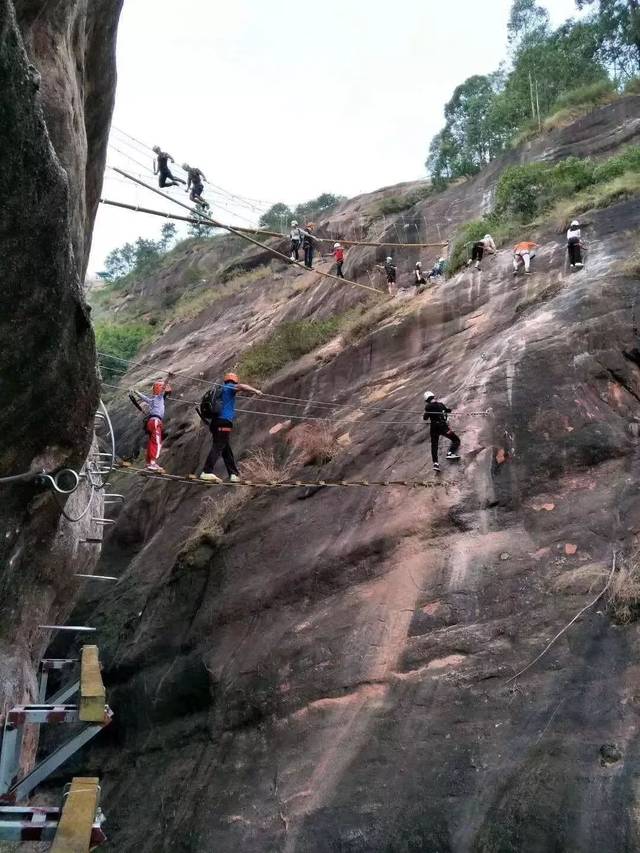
[129,376,173,472]
[566,220,584,269]
[423,391,460,471]
[198,372,263,482]
[152,146,185,188]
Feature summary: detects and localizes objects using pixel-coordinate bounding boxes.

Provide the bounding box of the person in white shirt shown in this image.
[467,234,497,270]
[566,220,584,268]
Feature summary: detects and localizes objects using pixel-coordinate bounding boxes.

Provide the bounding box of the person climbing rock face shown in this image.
[423,391,460,471]
[152,146,184,188]
[567,220,584,269]
[333,242,345,278]
[183,163,209,210]
[384,257,397,294]
[131,377,173,472]
[467,234,496,271]
[512,240,540,275]
[428,256,446,281]
[199,372,263,483]
[302,223,316,269]
[290,220,303,261]
[414,261,427,287]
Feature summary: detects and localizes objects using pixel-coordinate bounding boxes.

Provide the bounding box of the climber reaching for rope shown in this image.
[198,372,263,483]
[423,391,460,472]
[130,377,173,472]
[183,163,209,210]
[152,146,185,188]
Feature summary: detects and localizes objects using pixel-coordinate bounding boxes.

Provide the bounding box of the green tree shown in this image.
[507,0,550,48]
[159,222,177,251]
[259,202,293,231]
[293,193,345,223]
[577,0,640,76]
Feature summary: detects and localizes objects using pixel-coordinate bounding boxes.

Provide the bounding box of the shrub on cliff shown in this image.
[95,321,154,380]
[237,316,344,379]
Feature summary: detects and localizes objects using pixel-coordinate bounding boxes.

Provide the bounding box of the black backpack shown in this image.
[198,386,222,422]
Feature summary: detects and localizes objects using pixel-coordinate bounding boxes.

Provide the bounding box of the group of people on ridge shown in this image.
[152,146,209,212]
[381,256,446,295]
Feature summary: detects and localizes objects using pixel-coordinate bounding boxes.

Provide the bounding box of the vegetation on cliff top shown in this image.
[427,0,640,186]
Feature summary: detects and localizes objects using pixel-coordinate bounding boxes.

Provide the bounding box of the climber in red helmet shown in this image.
[130,376,173,472]
[199,372,263,483]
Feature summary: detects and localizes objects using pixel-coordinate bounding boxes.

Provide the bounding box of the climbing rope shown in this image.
[99,196,448,249]
[97,353,493,420]
[100,379,491,426]
[115,462,453,490]
[112,167,384,296]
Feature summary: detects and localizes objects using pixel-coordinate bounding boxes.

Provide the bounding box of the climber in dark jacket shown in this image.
[152,146,185,188]
[183,163,209,210]
[423,391,460,471]
[302,223,316,269]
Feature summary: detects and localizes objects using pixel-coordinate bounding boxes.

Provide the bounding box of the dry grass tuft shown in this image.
[286,421,339,465]
[240,448,296,482]
[608,554,640,624]
[183,490,249,554]
[552,565,608,595]
[616,247,640,278]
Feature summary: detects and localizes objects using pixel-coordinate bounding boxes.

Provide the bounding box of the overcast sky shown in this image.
[89,0,582,274]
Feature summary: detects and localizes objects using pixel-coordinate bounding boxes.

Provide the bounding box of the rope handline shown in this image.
[112,167,383,296]
[99,195,448,250]
[115,463,452,490]
[99,373,491,422]
[506,551,617,683]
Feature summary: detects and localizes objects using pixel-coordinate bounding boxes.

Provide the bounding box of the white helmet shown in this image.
[484,234,492,241]
[424,391,435,401]
[438,257,445,263]
[386,256,393,263]
[415,261,422,267]
[291,220,298,226]
[334,242,341,248]
[570,219,580,227]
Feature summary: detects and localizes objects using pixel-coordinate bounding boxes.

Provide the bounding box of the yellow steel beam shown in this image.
[50,777,100,853]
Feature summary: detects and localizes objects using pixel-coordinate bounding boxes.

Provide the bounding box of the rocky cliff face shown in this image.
[0,0,122,714]
[81,99,640,852]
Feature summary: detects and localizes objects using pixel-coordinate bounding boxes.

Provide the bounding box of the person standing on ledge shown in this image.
[199,372,263,483]
[423,391,460,471]
[152,146,185,188]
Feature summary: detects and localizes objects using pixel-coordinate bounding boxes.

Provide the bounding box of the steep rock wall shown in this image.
[80,100,640,851]
[0,0,122,714]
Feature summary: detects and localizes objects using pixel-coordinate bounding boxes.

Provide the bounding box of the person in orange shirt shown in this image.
[513,241,540,275]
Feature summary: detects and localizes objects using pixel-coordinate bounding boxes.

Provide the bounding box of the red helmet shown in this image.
[224,372,239,383]
[152,381,166,396]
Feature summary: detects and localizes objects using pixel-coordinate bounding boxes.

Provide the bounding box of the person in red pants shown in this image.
[131,378,173,471]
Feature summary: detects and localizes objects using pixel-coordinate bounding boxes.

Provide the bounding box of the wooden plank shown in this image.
[79,646,106,723]
[50,777,99,853]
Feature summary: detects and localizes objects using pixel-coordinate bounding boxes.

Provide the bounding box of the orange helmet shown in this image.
[224,372,239,383]
[152,380,166,395]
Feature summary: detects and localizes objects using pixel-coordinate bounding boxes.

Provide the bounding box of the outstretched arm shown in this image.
[237,382,263,395]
